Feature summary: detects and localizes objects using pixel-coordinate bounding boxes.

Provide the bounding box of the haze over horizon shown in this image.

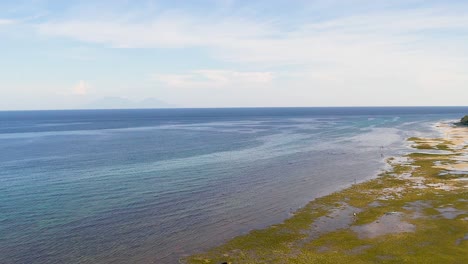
[1,0,468,110]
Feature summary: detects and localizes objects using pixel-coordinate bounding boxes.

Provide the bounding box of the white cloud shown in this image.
[0,19,15,26]
[72,80,90,95]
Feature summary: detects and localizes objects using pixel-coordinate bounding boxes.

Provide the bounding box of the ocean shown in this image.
[0,107,466,263]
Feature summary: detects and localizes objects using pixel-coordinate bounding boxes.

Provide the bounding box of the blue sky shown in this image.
[1,0,467,110]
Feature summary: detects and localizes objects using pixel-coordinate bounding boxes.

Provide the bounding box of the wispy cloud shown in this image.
[36,3,468,106]
[154,70,273,88]
[3,1,468,108]
[35,6,468,66]
[37,13,273,48]
[0,19,15,25]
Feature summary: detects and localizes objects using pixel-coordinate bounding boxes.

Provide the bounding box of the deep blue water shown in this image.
[0,107,467,263]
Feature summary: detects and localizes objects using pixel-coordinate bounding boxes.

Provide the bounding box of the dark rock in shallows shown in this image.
[460,115,468,125]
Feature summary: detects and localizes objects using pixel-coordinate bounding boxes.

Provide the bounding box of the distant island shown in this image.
[461,115,468,125]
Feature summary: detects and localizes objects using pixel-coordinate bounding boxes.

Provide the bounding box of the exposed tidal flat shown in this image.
[1,108,468,264]
[184,121,468,263]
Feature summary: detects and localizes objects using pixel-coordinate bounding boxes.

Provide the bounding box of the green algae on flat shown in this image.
[183,135,468,264]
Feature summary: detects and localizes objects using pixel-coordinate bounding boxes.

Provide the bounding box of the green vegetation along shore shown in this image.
[183,122,468,263]
[461,115,468,126]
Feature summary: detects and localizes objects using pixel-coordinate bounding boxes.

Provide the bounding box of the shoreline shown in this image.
[183,121,467,263]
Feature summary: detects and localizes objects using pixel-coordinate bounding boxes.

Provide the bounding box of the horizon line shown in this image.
[1,106,468,112]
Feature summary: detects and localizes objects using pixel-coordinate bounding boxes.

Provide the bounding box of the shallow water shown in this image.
[0,107,467,263]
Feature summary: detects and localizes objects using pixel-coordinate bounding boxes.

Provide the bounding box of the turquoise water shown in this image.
[0,107,466,263]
